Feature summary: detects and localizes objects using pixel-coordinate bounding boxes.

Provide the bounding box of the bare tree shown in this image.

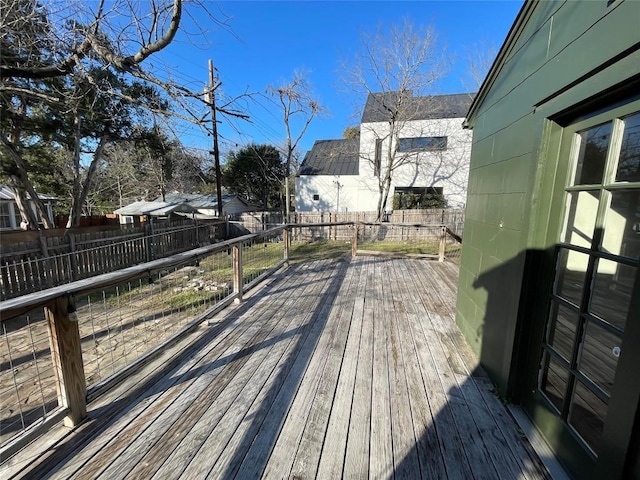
[464,39,498,90]
[341,19,453,220]
[267,72,324,218]
[0,0,244,228]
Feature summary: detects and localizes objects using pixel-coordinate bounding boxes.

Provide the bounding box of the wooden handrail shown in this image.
[0,226,285,323]
[445,226,463,243]
[0,220,460,451]
[0,225,287,445]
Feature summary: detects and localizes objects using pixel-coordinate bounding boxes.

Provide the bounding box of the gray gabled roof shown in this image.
[361,92,475,123]
[113,201,200,216]
[160,192,241,208]
[154,193,260,211]
[299,139,360,176]
[0,185,56,202]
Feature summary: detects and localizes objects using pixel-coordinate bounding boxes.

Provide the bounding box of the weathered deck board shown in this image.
[369,260,395,480]
[2,257,550,480]
[342,259,373,479]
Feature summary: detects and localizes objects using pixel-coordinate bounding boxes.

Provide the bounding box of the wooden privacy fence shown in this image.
[287,222,463,263]
[0,221,224,300]
[228,208,465,237]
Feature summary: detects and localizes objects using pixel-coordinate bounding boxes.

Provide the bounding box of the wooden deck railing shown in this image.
[0,221,225,301]
[0,221,461,460]
[0,227,286,458]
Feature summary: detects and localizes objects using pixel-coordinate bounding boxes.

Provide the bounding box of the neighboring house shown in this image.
[0,185,56,230]
[296,92,473,212]
[160,193,259,217]
[295,139,360,213]
[113,193,258,225]
[113,200,200,225]
[456,2,639,480]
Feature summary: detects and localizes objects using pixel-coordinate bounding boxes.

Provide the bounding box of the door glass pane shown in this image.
[575,122,612,185]
[541,352,569,413]
[569,381,607,454]
[590,261,636,330]
[578,320,621,395]
[616,112,640,182]
[563,191,600,247]
[547,302,579,361]
[555,248,589,306]
[602,190,640,260]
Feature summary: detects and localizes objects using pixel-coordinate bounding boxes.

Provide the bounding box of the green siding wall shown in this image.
[456,0,640,395]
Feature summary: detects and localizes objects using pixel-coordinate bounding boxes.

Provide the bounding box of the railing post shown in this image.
[352,224,358,257]
[144,223,153,262]
[68,232,78,281]
[283,228,290,264]
[38,232,54,288]
[44,295,87,427]
[233,242,243,303]
[439,226,446,262]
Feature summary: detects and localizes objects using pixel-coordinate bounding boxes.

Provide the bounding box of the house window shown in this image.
[393,187,445,209]
[313,194,320,201]
[13,206,22,228]
[0,203,12,229]
[374,138,383,176]
[397,136,447,152]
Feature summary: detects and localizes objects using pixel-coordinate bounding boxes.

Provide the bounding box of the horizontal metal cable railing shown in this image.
[0,227,286,457]
[0,221,461,459]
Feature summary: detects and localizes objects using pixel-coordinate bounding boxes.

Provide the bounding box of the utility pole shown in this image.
[207,59,223,217]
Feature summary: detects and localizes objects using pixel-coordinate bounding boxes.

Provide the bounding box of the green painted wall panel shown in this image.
[456,0,640,400]
[499,192,526,231]
[474,1,638,141]
[468,135,495,169]
[457,2,640,476]
[501,154,533,194]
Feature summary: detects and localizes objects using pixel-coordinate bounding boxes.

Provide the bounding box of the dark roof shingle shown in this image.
[299,139,360,176]
[361,92,475,123]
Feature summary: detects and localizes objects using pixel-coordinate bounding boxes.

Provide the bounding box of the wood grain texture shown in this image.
[44,296,87,426]
[3,257,550,480]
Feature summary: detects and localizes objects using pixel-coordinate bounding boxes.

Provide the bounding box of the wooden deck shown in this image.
[2,256,549,479]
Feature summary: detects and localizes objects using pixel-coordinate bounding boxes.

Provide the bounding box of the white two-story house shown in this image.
[295,92,474,213]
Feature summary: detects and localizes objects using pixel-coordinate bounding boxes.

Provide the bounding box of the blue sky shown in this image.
[154,1,524,160]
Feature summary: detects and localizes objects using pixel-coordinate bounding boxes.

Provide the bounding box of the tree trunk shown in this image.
[66,133,109,228]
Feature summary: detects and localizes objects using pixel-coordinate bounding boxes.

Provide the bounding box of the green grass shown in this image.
[357,240,440,255]
[287,238,459,258]
[289,240,353,261]
[164,290,214,310]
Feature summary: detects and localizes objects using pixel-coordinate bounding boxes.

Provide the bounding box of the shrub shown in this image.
[392,192,445,209]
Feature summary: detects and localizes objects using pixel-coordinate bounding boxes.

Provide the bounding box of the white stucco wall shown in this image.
[296,116,472,212]
[295,175,364,212]
[358,116,472,208]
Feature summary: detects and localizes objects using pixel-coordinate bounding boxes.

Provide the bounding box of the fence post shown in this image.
[44,295,87,427]
[352,224,358,257]
[283,228,290,264]
[68,232,78,281]
[233,242,243,303]
[439,226,446,262]
[38,232,54,288]
[144,223,153,262]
